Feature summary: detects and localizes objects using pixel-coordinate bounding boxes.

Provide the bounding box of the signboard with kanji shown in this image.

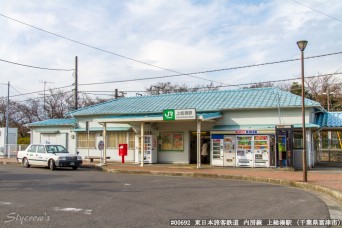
[163,109,175,121]
[163,109,196,121]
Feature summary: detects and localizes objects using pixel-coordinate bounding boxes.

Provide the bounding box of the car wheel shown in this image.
[23,158,30,168]
[49,159,55,171]
[72,166,78,170]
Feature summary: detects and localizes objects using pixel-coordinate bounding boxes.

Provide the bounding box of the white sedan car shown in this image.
[17,144,82,170]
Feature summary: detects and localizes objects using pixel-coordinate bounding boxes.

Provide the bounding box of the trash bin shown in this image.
[282,159,287,167]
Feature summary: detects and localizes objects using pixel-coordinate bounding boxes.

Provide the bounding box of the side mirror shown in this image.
[77,151,79,155]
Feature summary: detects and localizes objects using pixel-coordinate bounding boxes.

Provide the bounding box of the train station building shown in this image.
[27,87,342,169]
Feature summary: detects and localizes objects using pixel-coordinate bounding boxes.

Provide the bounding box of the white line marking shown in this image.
[124,183,131,186]
[54,207,92,215]
[0,202,11,205]
[330,209,342,220]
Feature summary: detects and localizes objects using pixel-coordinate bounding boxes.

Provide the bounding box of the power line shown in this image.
[9,71,342,103]
[0,58,74,71]
[9,85,22,96]
[0,12,225,85]
[0,84,73,99]
[79,92,114,96]
[79,72,342,94]
[291,0,342,23]
[3,70,341,101]
[14,90,73,103]
[1,11,341,86]
[227,72,342,88]
[2,50,341,100]
[79,51,342,86]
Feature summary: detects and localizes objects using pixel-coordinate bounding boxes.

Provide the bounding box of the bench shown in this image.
[85,156,111,162]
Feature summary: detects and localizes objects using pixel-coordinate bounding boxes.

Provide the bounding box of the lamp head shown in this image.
[297,40,308,51]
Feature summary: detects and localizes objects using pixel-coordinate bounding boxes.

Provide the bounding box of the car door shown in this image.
[26,145,39,165]
[36,145,48,166]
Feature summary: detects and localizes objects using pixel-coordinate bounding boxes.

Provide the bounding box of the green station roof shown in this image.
[27,119,76,127]
[67,87,322,117]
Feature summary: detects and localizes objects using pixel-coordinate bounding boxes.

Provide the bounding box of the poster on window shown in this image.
[173,133,184,150]
[161,133,184,151]
[161,133,173,150]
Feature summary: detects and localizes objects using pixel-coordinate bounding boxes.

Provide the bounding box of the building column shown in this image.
[141,122,144,167]
[197,119,202,169]
[103,123,107,164]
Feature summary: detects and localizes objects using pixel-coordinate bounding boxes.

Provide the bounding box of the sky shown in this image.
[0,0,342,102]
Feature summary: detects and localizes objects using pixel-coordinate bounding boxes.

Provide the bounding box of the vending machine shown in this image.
[211,138,223,166]
[236,136,253,167]
[253,135,270,167]
[223,136,236,167]
[136,135,158,163]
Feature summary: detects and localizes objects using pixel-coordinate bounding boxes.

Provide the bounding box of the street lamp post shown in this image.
[297,40,308,182]
[0,82,10,158]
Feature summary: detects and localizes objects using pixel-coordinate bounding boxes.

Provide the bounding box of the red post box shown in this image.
[119,144,128,163]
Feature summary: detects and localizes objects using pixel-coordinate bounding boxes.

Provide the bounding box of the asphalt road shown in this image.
[0,165,331,228]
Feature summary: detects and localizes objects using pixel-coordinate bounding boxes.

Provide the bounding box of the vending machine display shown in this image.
[236,136,253,167]
[211,139,223,166]
[253,135,270,167]
[137,135,157,163]
[223,136,236,166]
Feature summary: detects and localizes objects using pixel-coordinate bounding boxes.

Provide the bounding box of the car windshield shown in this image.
[46,145,69,153]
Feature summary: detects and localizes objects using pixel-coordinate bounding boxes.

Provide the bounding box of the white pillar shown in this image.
[197,119,201,169]
[103,123,107,164]
[141,122,144,167]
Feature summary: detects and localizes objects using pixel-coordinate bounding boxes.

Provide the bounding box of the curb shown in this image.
[0,161,20,166]
[2,161,342,203]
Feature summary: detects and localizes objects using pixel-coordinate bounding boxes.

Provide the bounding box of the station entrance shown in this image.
[190,131,210,164]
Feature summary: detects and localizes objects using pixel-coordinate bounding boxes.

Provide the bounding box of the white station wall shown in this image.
[131,121,215,164]
[215,108,315,126]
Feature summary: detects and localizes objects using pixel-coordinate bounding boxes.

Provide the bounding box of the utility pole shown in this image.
[115,89,118,99]
[114,89,126,99]
[6,81,9,158]
[74,56,78,110]
[40,81,53,119]
[114,89,125,99]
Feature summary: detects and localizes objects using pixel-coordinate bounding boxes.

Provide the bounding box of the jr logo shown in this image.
[164,111,173,118]
[163,109,175,121]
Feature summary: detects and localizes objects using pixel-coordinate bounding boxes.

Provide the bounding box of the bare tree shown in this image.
[11,99,42,138]
[305,74,342,111]
[145,82,219,95]
[44,89,72,118]
[0,98,6,127]
[249,81,274,88]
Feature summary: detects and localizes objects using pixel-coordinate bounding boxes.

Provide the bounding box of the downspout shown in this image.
[272,89,282,124]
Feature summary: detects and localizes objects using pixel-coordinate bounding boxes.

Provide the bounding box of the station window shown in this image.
[107,132,127,148]
[107,132,117,148]
[293,132,303,149]
[129,132,135,149]
[77,133,96,148]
